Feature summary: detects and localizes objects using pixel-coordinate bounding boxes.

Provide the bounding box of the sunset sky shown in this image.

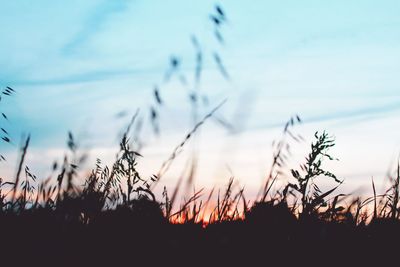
[1,0,400,197]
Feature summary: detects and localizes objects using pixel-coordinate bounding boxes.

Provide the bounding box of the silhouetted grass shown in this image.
[0,109,399,266]
[0,4,398,267]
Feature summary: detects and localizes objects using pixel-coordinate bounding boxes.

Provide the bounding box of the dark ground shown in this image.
[1,198,398,267]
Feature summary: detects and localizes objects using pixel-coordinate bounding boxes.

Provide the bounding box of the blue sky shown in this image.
[1,0,400,196]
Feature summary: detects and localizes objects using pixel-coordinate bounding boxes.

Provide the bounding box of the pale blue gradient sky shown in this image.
[1,0,400,196]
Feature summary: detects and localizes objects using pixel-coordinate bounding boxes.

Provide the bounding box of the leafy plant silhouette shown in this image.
[286,131,342,216]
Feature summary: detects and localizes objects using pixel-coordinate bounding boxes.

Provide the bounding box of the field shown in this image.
[1,104,400,266]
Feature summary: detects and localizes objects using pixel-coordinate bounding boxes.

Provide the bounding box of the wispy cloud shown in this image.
[251,100,400,132]
[61,0,131,56]
[308,101,400,126]
[9,68,148,86]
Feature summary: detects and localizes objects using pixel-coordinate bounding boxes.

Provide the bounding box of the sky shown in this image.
[1,0,400,198]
